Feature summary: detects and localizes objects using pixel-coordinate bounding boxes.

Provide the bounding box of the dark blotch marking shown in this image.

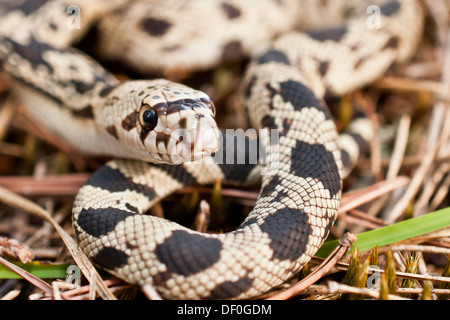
[178,118,187,129]
[346,131,370,152]
[340,149,351,170]
[280,118,292,136]
[72,80,96,94]
[126,241,138,250]
[104,96,119,108]
[152,270,173,286]
[167,103,183,115]
[214,133,259,182]
[72,105,94,119]
[125,202,139,213]
[156,163,198,186]
[99,85,116,97]
[268,80,326,114]
[250,138,340,260]
[90,246,129,270]
[152,102,168,115]
[6,37,54,72]
[318,61,329,76]
[140,129,150,144]
[349,43,360,51]
[76,207,134,238]
[153,98,209,116]
[307,26,348,42]
[140,17,171,36]
[6,0,48,15]
[261,115,276,129]
[205,277,254,299]
[257,50,290,65]
[244,75,257,100]
[154,230,222,276]
[163,44,181,52]
[122,112,138,131]
[380,1,401,16]
[156,134,170,147]
[85,165,156,199]
[255,207,311,261]
[3,38,112,109]
[383,36,399,50]
[221,2,241,19]
[221,41,243,63]
[106,125,119,140]
[200,97,211,104]
[48,22,58,31]
[289,140,341,197]
[353,57,366,70]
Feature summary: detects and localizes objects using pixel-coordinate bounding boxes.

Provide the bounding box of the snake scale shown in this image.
[0,0,423,299]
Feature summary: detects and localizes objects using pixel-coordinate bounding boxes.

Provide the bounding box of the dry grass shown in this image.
[0,1,449,300]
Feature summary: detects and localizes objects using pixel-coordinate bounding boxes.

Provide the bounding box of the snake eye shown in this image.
[139,106,158,131]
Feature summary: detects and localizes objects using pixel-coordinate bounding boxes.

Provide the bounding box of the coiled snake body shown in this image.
[0,0,422,299]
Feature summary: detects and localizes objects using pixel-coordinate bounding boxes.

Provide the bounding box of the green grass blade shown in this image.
[316,206,450,258]
[0,261,70,279]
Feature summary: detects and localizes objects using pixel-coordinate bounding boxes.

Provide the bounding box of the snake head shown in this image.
[117,80,220,164]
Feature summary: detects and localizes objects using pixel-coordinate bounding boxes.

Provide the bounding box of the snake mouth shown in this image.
[168,113,220,164]
[138,111,220,164]
[134,85,220,164]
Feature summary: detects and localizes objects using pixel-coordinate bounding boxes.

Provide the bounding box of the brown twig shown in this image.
[334,263,450,285]
[0,236,34,263]
[0,97,15,140]
[373,76,450,101]
[337,209,387,230]
[327,281,410,300]
[0,185,117,300]
[142,283,163,300]
[339,176,410,214]
[288,284,450,298]
[353,90,382,180]
[62,278,132,300]
[0,175,260,200]
[0,255,55,298]
[0,174,90,197]
[381,139,447,223]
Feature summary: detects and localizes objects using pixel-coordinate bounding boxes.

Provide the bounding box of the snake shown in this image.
[0,0,423,299]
